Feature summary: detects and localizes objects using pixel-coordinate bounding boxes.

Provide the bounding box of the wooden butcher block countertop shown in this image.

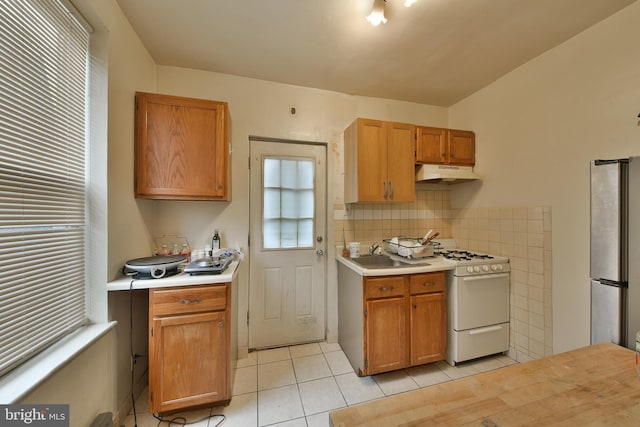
[330,342,640,427]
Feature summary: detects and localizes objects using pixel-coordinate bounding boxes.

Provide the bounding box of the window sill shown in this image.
[0,321,117,403]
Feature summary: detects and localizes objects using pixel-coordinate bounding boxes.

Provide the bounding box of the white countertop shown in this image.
[336,254,454,276]
[107,260,240,291]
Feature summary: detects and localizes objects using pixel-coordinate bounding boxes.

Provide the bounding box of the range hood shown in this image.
[415,164,480,184]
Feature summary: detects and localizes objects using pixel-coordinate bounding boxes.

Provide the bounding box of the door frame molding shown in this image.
[248,136,329,349]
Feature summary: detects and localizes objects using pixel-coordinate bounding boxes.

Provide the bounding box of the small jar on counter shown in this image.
[180,243,191,260]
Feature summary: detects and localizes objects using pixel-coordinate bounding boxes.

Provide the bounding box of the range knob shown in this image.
[466,266,474,273]
[482,265,490,272]
[473,266,480,273]
[496,264,504,271]
[491,264,498,271]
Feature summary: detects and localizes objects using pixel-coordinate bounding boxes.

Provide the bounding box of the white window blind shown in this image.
[0,0,89,376]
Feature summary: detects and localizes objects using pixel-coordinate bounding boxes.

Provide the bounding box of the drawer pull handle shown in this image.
[379,286,395,292]
[180,298,202,305]
[422,282,435,287]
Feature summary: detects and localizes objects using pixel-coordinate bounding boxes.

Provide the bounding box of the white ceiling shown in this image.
[115,0,635,107]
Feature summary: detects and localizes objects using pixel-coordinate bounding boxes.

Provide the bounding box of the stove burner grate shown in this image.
[441,250,496,261]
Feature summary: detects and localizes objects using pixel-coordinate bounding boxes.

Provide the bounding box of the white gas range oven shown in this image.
[435,241,511,366]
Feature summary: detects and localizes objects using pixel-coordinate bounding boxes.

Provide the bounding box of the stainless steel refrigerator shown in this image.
[590,157,640,349]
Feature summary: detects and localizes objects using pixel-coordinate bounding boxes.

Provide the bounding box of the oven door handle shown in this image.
[461,273,510,282]
[469,325,504,335]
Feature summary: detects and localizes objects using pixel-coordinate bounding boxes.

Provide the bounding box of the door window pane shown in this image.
[263,189,281,219]
[263,156,315,249]
[263,219,280,249]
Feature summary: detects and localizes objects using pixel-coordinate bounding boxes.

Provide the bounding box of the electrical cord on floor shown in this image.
[129,276,139,427]
[152,411,225,426]
[126,270,225,427]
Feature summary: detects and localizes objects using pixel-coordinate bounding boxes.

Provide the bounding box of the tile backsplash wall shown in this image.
[450,206,553,361]
[334,188,553,361]
[333,189,453,250]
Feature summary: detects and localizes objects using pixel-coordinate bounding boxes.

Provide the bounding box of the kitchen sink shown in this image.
[349,255,428,268]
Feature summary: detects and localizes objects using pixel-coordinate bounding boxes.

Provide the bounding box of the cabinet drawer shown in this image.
[365,276,406,299]
[150,284,227,316]
[409,272,445,295]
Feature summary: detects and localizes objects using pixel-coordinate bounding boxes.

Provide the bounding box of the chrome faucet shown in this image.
[369,241,380,255]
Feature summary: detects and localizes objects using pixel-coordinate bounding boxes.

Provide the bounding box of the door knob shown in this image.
[316,249,324,256]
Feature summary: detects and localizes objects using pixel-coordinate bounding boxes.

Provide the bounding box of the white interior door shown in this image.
[249,138,327,349]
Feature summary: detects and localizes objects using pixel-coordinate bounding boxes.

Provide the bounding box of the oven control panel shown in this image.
[456,262,510,276]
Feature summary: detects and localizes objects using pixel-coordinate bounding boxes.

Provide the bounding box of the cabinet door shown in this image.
[149,310,228,413]
[448,130,475,166]
[135,92,230,201]
[415,126,447,164]
[386,122,415,202]
[365,297,406,375]
[355,118,387,201]
[410,292,446,366]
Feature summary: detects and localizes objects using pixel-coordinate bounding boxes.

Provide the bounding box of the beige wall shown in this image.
[19,332,115,427]
[95,0,157,421]
[153,67,449,351]
[20,0,640,423]
[448,1,640,353]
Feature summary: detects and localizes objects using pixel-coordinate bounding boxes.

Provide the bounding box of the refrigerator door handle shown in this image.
[594,279,628,288]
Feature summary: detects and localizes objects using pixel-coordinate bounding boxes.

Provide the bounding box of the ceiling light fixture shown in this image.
[366,0,387,26]
[404,0,417,6]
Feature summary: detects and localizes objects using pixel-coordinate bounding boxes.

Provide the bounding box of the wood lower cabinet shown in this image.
[409,273,446,365]
[135,92,231,201]
[364,276,407,375]
[338,264,446,376]
[149,284,233,413]
[415,126,475,166]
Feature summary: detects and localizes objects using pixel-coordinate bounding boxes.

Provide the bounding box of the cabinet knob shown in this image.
[217,321,225,328]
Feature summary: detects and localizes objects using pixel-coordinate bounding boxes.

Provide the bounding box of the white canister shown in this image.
[349,242,360,258]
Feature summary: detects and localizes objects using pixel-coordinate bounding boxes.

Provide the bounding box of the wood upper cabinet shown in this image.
[344,118,415,203]
[359,272,446,376]
[415,126,475,166]
[149,284,232,413]
[135,92,231,201]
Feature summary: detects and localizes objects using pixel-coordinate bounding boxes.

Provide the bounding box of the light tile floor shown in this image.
[123,342,517,427]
